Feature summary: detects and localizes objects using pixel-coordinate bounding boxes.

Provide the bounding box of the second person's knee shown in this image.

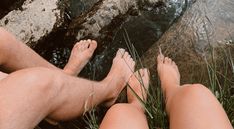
[176,84,214,101]
[182,84,212,97]
[16,67,63,93]
[167,84,214,111]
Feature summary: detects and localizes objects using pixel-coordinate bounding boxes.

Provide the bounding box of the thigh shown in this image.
[169,84,232,129]
[99,104,149,129]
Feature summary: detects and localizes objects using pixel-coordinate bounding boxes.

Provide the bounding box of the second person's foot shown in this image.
[157,54,180,103]
[103,48,135,107]
[63,40,97,76]
[127,69,150,112]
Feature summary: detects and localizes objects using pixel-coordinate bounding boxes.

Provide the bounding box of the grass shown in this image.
[80,34,234,129]
[37,35,234,129]
[205,45,234,125]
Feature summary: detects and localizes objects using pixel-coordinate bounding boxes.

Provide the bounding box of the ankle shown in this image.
[98,79,114,102]
[163,86,180,113]
[63,66,77,76]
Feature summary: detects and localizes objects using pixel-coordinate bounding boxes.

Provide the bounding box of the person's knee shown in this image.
[107,104,133,115]
[107,103,142,116]
[102,104,149,129]
[108,104,128,113]
[16,67,63,94]
[177,84,213,101]
[181,84,212,97]
[167,84,214,111]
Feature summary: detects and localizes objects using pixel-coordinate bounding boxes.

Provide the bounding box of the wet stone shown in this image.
[0,0,66,48]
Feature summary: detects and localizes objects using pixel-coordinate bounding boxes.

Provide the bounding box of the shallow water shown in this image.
[34,2,191,127]
[36,0,192,81]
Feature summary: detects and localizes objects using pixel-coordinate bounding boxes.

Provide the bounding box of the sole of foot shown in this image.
[63,39,97,76]
[127,68,150,112]
[103,48,135,107]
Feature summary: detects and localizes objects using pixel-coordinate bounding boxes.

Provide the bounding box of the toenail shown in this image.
[119,48,125,51]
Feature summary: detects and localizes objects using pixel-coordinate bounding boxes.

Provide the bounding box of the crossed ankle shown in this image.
[63,67,79,76]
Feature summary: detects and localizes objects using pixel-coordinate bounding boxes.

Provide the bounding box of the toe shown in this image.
[172,61,176,67]
[139,69,144,77]
[84,41,89,49]
[131,60,136,70]
[168,58,172,64]
[116,48,125,58]
[74,41,79,48]
[143,68,150,84]
[87,39,92,43]
[77,42,83,50]
[164,57,172,64]
[157,54,164,64]
[127,55,132,62]
[123,51,130,59]
[89,40,97,51]
[138,69,146,80]
[81,41,87,50]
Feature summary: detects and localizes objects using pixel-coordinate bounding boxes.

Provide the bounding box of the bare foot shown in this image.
[63,39,97,76]
[127,69,150,112]
[103,48,135,107]
[157,54,180,102]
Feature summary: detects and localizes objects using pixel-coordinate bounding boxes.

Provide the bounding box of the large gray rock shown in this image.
[141,0,234,83]
[0,0,66,48]
[68,0,162,41]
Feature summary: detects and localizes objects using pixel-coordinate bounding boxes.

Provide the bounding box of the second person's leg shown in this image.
[99,69,150,129]
[0,49,135,129]
[157,54,233,129]
[0,28,97,76]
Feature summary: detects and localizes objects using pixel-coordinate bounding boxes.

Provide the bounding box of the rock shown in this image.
[0,0,67,48]
[68,0,161,41]
[69,0,100,18]
[141,0,234,83]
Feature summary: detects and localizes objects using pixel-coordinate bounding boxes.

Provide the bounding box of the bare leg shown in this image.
[0,71,7,80]
[0,28,97,76]
[0,27,96,125]
[0,27,57,72]
[99,69,150,129]
[46,39,98,124]
[157,55,233,129]
[0,49,135,129]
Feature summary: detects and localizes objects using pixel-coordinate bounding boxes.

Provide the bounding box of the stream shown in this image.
[1,0,233,128]
[36,0,192,81]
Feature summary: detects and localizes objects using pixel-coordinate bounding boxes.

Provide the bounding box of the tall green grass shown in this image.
[205,45,234,125]
[81,32,234,129]
[39,33,233,129]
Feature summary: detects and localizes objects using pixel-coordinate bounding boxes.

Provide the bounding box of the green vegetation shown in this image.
[81,41,234,129]
[37,36,233,129]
